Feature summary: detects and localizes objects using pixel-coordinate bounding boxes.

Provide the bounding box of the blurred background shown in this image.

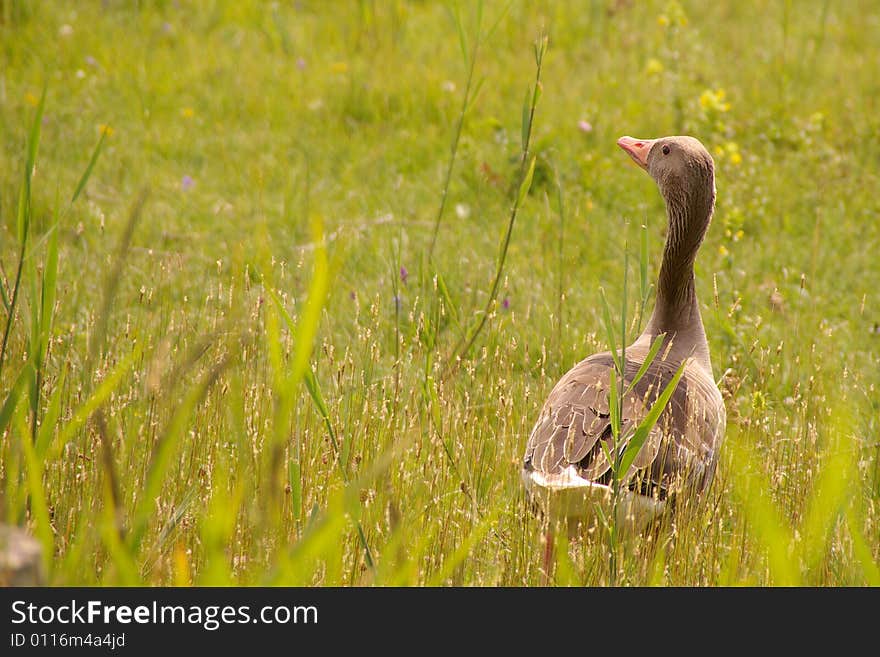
[1,1,878,585]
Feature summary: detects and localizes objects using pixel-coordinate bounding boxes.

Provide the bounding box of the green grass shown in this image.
[1,0,878,586]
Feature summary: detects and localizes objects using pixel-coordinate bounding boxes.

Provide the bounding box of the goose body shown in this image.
[522,135,726,529]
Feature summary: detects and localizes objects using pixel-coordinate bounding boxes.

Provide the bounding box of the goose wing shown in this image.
[523,351,724,497]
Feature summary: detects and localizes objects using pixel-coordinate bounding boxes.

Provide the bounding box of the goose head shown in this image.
[617,135,716,253]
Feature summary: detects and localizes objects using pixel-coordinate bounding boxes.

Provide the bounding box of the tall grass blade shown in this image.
[88,188,149,367]
[640,223,648,296]
[624,332,667,395]
[521,86,531,151]
[0,86,45,382]
[452,3,468,63]
[846,508,880,585]
[54,343,143,455]
[290,217,330,387]
[34,366,66,460]
[800,416,854,573]
[445,36,546,370]
[97,480,139,585]
[197,481,243,585]
[436,271,461,331]
[70,131,106,205]
[0,270,9,313]
[129,354,231,553]
[288,459,303,521]
[427,507,499,585]
[25,87,46,187]
[0,365,28,436]
[608,367,620,441]
[19,411,52,577]
[516,155,536,207]
[638,223,650,330]
[263,235,374,569]
[29,211,60,441]
[617,359,686,478]
[40,221,59,359]
[272,495,349,585]
[727,431,798,585]
[599,288,621,373]
[428,0,483,262]
[303,368,340,455]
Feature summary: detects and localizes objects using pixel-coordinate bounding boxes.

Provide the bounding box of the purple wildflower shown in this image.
[393,294,402,310]
[181,175,195,191]
[400,266,408,284]
[502,297,510,310]
[577,120,593,133]
[296,57,307,70]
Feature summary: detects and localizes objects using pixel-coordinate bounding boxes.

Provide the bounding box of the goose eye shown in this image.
[662,144,670,155]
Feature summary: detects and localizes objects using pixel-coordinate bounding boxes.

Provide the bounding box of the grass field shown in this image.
[1,0,878,586]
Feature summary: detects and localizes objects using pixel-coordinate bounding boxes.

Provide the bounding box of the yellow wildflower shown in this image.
[699,88,731,113]
[718,245,729,257]
[665,1,689,28]
[25,92,39,107]
[181,107,195,119]
[331,61,349,74]
[657,14,669,27]
[645,58,664,76]
[730,152,742,165]
[99,124,114,137]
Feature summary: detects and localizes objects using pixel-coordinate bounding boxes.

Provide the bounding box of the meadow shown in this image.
[1,0,878,586]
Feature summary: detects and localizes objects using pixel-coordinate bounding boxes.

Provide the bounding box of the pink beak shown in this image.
[617,136,655,170]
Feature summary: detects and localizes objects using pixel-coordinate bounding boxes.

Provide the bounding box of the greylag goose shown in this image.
[522,135,726,529]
